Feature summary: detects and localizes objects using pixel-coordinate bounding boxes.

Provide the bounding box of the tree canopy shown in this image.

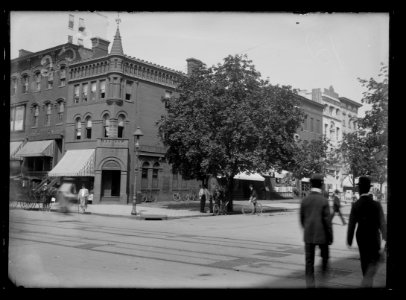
[157,54,304,206]
[339,64,388,189]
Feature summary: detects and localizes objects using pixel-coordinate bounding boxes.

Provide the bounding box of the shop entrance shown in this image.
[101,170,121,198]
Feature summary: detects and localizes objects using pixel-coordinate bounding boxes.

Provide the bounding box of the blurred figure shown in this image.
[78,184,89,213]
[331,190,346,225]
[300,173,333,288]
[199,184,209,213]
[248,184,258,214]
[57,181,77,214]
[347,176,387,288]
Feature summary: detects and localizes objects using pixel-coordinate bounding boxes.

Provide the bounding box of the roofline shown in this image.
[294,93,325,108]
[11,43,93,62]
[339,97,363,107]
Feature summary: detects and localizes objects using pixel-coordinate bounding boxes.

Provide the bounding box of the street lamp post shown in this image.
[131,127,143,215]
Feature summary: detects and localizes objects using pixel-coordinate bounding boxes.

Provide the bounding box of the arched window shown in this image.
[85,116,92,139]
[45,103,52,126]
[75,117,81,140]
[141,162,150,189]
[35,72,41,91]
[103,114,110,137]
[57,101,64,121]
[59,65,66,87]
[22,74,29,93]
[152,162,160,188]
[33,105,39,127]
[118,114,125,138]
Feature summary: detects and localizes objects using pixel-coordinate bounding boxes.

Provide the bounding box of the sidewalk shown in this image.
[12,197,386,220]
[49,199,303,219]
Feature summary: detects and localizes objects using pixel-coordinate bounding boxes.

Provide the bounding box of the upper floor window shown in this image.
[22,75,29,93]
[125,81,133,100]
[74,85,80,103]
[103,114,110,137]
[100,80,106,99]
[11,105,25,132]
[45,103,52,126]
[329,107,333,116]
[75,118,82,140]
[118,114,125,138]
[336,127,340,140]
[310,117,314,132]
[85,117,92,139]
[35,72,41,91]
[32,105,39,127]
[348,116,352,129]
[316,119,320,133]
[58,101,64,121]
[59,66,66,87]
[82,83,88,102]
[47,71,54,89]
[90,82,97,100]
[164,90,172,108]
[11,77,17,95]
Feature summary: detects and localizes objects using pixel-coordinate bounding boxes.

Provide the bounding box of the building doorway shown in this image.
[101,170,121,198]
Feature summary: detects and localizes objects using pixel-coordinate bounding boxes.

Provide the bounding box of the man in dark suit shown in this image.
[347,176,387,287]
[300,173,333,288]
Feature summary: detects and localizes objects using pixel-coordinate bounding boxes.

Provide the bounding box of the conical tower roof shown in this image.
[110,26,124,55]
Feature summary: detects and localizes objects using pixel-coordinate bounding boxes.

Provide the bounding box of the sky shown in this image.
[10,11,389,117]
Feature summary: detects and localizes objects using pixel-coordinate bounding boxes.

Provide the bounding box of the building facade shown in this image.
[299,86,362,191]
[47,25,200,204]
[10,43,92,181]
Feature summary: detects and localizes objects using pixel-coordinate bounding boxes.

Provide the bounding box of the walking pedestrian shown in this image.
[331,190,346,225]
[300,173,333,288]
[347,176,387,288]
[78,184,89,213]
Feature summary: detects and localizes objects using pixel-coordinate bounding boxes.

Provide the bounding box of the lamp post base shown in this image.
[131,198,137,215]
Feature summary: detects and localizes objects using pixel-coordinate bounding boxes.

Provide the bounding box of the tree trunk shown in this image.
[226,176,234,212]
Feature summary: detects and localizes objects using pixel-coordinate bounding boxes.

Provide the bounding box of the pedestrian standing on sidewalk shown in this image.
[347,176,387,288]
[331,190,346,225]
[300,173,333,288]
[199,184,209,213]
[78,184,89,213]
[249,184,258,214]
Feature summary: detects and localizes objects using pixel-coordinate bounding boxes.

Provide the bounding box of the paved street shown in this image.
[7,203,386,289]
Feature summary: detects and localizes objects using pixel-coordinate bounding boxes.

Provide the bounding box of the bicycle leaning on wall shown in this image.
[241,199,263,215]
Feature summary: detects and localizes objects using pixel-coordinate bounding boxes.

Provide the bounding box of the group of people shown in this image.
[199,183,226,213]
[300,173,387,288]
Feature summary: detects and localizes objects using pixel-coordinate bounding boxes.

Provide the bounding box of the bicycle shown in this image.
[141,190,157,202]
[213,199,230,216]
[241,200,263,215]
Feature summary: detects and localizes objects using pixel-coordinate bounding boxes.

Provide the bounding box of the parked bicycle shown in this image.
[241,199,263,215]
[213,199,230,215]
[141,190,157,202]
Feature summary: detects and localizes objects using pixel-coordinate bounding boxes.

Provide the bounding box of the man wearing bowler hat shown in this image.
[347,176,387,287]
[300,173,333,288]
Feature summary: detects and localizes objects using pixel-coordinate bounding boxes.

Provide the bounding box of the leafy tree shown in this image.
[339,64,388,192]
[157,54,303,211]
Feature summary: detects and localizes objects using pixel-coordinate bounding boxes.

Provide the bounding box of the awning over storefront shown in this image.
[234,172,265,181]
[10,141,24,160]
[15,140,54,157]
[48,149,95,177]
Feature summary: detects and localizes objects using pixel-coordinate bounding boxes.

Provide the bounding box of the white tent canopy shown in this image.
[233,172,265,181]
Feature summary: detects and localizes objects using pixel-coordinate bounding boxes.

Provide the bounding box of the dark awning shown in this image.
[15,140,54,157]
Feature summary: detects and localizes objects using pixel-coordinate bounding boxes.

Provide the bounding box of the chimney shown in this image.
[19,49,33,58]
[91,37,110,58]
[312,88,322,103]
[186,58,203,75]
